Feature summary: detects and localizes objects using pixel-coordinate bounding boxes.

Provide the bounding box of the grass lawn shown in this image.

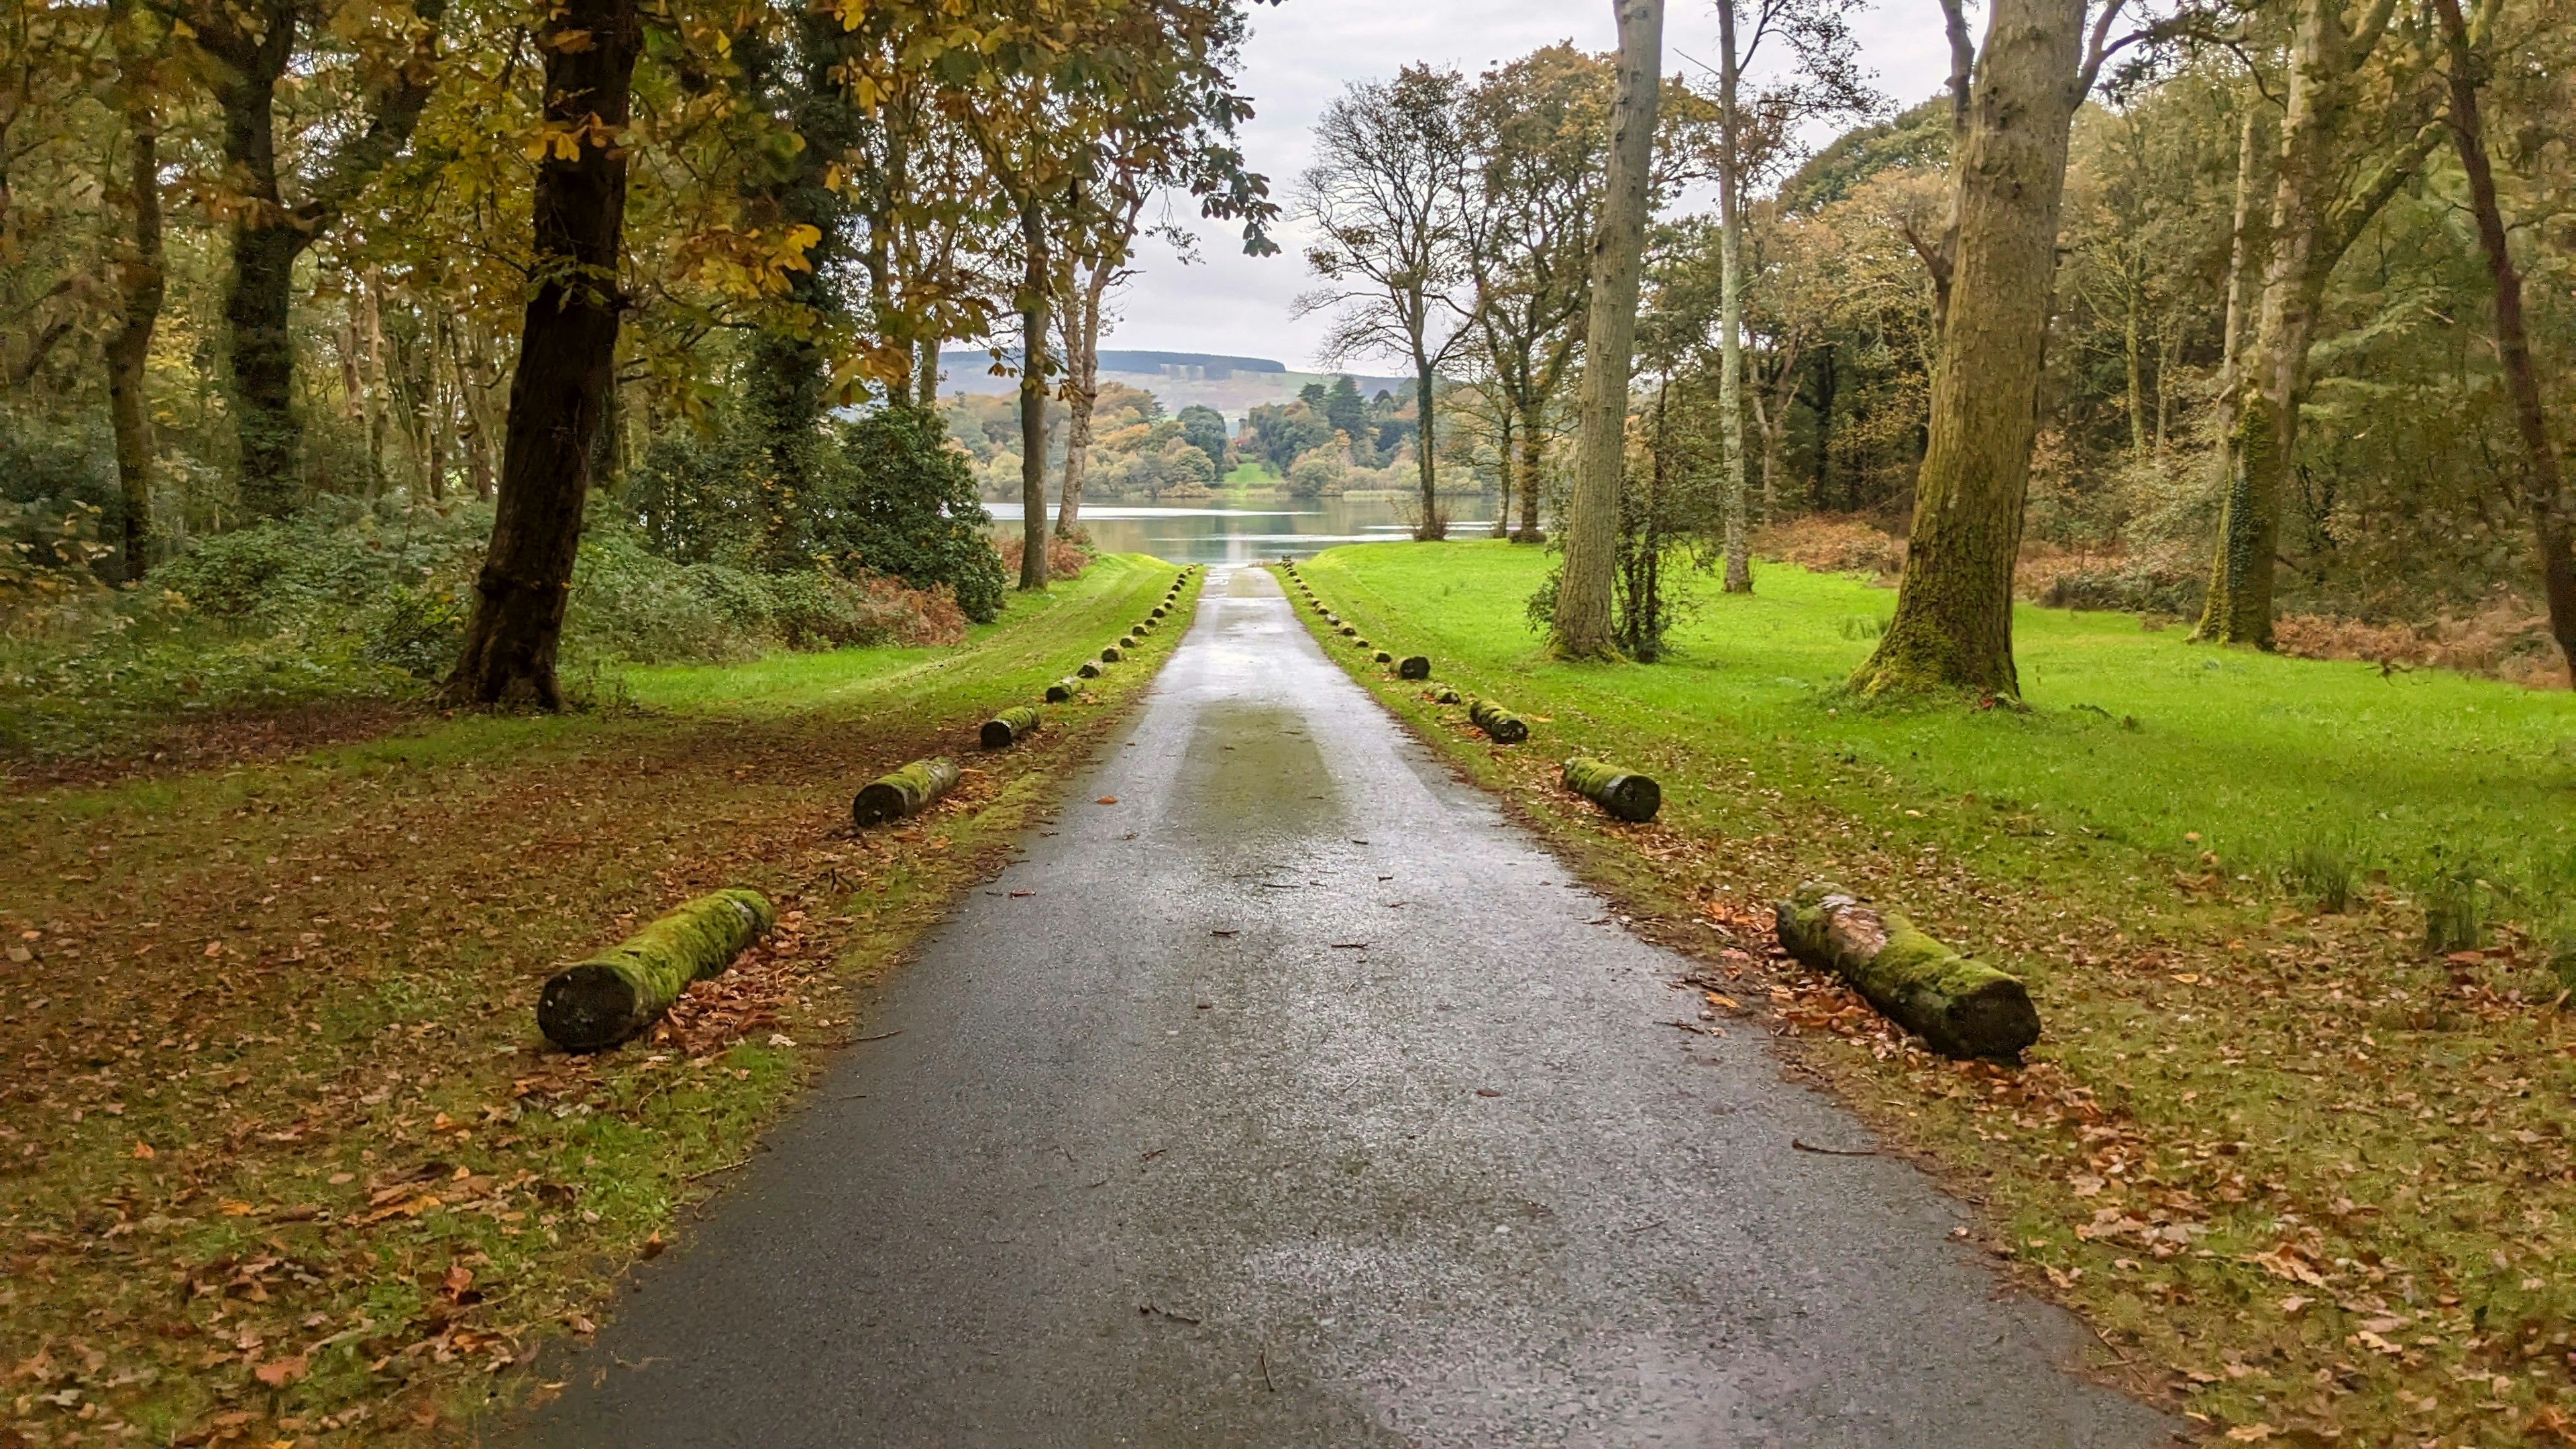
[1221,462,1280,488]
[1292,540,2576,1447]
[0,554,1195,1447]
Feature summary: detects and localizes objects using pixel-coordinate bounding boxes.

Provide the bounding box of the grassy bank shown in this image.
[1290,541,2576,1447]
[0,554,1195,1446]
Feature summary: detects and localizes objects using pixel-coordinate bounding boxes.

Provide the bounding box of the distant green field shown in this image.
[1300,541,2576,924]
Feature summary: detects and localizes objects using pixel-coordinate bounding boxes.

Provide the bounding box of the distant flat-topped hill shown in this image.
[936,348,1413,426]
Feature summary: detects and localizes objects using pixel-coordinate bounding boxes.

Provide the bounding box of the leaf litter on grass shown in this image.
[0,566,1194,1447]
[1299,561,2576,1449]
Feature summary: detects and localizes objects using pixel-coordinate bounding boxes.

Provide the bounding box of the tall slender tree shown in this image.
[103,0,166,580]
[2432,0,2576,682]
[1550,0,1662,659]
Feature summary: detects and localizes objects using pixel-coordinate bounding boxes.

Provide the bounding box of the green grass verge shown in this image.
[1289,541,2576,1446]
[0,554,1197,1446]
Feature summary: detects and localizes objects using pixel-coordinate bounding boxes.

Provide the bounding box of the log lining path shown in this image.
[525,565,2174,1447]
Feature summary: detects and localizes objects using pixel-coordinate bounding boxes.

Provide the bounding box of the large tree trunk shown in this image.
[1016,195,1052,590]
[104,30,164,582]
[1850,0,2090,698]
[1550,0,1661,658]
[2435,0,2576,683]
[1514,394,1546,542]
[443,0,641,708]
[1715,0,1751,593]
[1489,402,1514,537]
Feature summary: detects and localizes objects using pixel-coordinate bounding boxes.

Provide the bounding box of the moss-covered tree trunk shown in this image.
[1550,0,1660,657]
[443,0,641,708]
[1774,883,2039,1061]
[539,890,775,1052]
[1849,0,2089,698]
[188,0,446,518]
[853,757,960,826]
[1562,755,1660,821]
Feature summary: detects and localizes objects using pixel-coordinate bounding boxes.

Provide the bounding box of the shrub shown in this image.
[806,407,1008,622]
[1754,516,1903,577]
[360,586,469,680]
[995,533,1090,585]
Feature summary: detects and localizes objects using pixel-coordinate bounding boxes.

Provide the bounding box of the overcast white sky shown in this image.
[1100,0,1960,368]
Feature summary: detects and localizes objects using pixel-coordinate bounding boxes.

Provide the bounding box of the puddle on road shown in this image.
[1174,700,1344,839]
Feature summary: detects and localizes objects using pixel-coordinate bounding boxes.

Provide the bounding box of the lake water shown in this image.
[985,493,1499,565]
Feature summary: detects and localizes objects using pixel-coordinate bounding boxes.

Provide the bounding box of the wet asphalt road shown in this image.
[525,566,2173,1448]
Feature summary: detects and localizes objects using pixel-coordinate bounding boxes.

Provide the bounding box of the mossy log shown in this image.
[1339,625,1358,637]
[539,889,774,1053]
[1077,659,1103,679]
[1398,655,1430,680]
[1118,634,1138,650]
[1100,644,1124,663]
[852,756,960,828]
[1772,882,2041,1062]
[1046,678,1082,703]
[981,706,1042,749]
[1468,698,1528,744]
[1373,649,1393,663]
[1433,686,1461,704]
[1562,756,1661,822]
[1150,605,1167,618]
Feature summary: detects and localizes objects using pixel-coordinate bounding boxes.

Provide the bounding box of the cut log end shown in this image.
[1468,698,1529,745]
[1373,650,1393,664]
[1100,645,1124,663]
[1077,660,1103,679]
[1045,678,1080,703]
[1774,883,2040,1062]
[1397,655,1430,680]
[1562,757,1661,822]
[981,706,1042,750]
[537,889,773,1053]
[852,757,961,828]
